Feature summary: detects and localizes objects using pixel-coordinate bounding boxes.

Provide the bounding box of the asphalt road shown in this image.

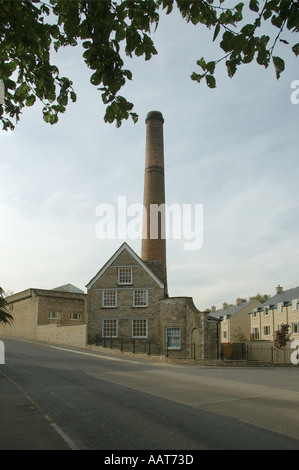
[1,337,299,451]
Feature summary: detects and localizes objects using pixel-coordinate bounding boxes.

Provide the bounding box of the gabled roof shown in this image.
[86,242,164,290]
[259,286,299,310]
[209,300,258,320]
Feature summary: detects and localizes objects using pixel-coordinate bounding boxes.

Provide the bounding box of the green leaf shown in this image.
[90,72,102,86]
[25,95,36,107]
[213,23,220,42]
[190,72,204,83]
[249,0,259,13]
[196,57,206,71]
[292,43,299,57]
[205,74,216,88]
[272,56,285,79]
[226,60,237,78]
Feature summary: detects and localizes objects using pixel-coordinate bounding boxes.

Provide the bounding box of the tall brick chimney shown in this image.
[141,110,167,294]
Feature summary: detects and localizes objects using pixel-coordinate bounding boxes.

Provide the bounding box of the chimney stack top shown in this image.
[145,110,164,123]
[276,285,283,294]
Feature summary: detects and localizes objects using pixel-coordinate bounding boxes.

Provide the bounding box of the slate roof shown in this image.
[258,286,299,310]
[209,300,257,320]
[51,283,85,294]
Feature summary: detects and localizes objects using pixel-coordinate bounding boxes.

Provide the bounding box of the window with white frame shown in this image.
[292,299,298,311]
[292,322,299,334]
[277,302,283,314]
[70,313,82,321]
[102,319,118,338]
[252,309,258,319]
[133,289,148,307]
[263,325,271,336]
[166,327,181,350]
[49,311,61,320]
[118,267,132,285]
[102,290,117,307]
[264,307,269,316]
[132,319,148,338]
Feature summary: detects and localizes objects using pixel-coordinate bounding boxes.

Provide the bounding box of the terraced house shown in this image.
[250,285,299,341]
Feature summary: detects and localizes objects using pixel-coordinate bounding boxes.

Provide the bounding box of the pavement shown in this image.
[0,372,73,450]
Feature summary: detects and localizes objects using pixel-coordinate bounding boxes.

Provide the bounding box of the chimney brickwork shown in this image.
[141,111,167,293]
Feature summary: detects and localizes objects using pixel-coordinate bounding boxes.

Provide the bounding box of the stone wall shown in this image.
[0,288,87,348]
[36,323,87,347]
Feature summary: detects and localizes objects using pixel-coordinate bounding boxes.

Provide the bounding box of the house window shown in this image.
[102,319,118,338]
[263,325,271,336]
[118,267,132,285]
[252,309,258,319]
[49,311,61,320]
[70,313,82,321]
[223,331,227,340]
[292,299,298,311]
[264,307,269,316]
[166,327,181,350]
[102,290,117,307]
[252,327,259,340]
[132,319,148,338]
[277,302,283,314]
[292,322,299,334]
[133,289,148,307]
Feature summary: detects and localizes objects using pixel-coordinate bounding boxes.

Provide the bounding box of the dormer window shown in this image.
[292,299,298,311]
[264,307,269,316]
[118,267,132,285]
[277,302,283,314]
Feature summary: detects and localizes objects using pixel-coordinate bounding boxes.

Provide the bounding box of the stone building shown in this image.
[0,284,86,344]
[86,111,220,359]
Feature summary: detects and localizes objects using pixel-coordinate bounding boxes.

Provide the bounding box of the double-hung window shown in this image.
[118,267,132,285]
[263,325,271,336]
[166,327,181,350]
[132,319,148,338]
[102,290,117,308]
[292,322,299,334]
[133,289,148,307]
[292,299,298,311]
[102,319,118,338]
[252,327,259,340]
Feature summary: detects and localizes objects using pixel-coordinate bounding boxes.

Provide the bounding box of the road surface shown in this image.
[1,337,299,450]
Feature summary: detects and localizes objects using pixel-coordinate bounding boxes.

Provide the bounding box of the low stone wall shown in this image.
[36,323,87,348]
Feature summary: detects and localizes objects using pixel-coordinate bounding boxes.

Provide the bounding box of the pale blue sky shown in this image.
[1,5,298,309]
